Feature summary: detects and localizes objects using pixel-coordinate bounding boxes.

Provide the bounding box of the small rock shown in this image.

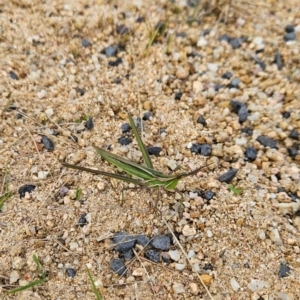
[175,263,186,271]
[108,57,122,67]
[284,31,296,42]
[287,147,298,159]
[169,250,180,261]
[143,111,153,121]
[275,52,283,70]
[123,249,133,261]
[204,263,213,270]
[110,258,127,275]
[161,252,171,263]
[230,277,240,291]
[9,71,19,80]
[197,36,208,47]
[219,34,230,43]
[278,292,294,300]
[196,115,207,126]
[145,249,160,263]
[282,111,290,119]
[201,274,213,286]
[190,143,212,156]
[222,71,233,79]
[285,25,295,33]
[278,263,291,278]
[175,92,182,100]
[42,135,54,151]
[244,147,257,161]
[81,39,92,47]
[182,225,196,236]
[268,228,282,245]
[151,235,170,250]
[176,67,189,79]
[10,270,20,284]
[229,38,243,49]
[121,123,131,133]
[172,282,185,294]
[207,230,213,238]
[66,268,76,278]
[189,282,199,295]
[218,169,238,183]
[132,268,143,277]
[69,242,79,251]
[118,137,132,146]
[116,24,129,35]
[207,63,218,72]
[289,129,299,139]
[230,100,248,123]
[256,135,277,148]
[85,117,93,130]
[77,88,85,96]
[204,190,214,200]
[136,234,150,247]
[247,279,268,292]
[229,78,241,89]
[104,46,118,57]
[18,184,36,198]
[78,213,87,227]
[113,232,136,252]
[72,150,86,164]
[147,146,162,156]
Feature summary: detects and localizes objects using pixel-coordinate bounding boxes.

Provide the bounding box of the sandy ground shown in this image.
[0,0,300,299]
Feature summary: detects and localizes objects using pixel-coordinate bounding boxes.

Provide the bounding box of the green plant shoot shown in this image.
[62,113,203,193]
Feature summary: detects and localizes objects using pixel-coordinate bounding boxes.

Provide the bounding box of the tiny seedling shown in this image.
[0,169,12,210]
[6,255,47,294]
[62,113,205,204]
[228,184,243,195]
[75,187,82,201]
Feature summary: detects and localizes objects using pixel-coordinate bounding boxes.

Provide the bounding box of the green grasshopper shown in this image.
[62,113,204,201]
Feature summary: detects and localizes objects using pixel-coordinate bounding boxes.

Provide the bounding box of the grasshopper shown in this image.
[62,113,204,202]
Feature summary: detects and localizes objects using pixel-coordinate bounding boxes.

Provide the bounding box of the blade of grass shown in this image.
[87,268,103,300]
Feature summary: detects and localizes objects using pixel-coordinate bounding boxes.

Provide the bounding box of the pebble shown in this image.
[116,24,129,35]
[10,270,20,284]
[69,242,79,251]
[72,150,86,164]
[42,135,54,151]
[189,282,199,295]
[78,213,87,227]
[229,78,241,89]
[230,277,240,291]
[278,263,291,278]
[229,37,243,49]
[174,263,186,271]
[217,168,238,183]
[204,263,213,270]
[282,111,290,119]
[110,258,127,275]
[278,292,294,300]
[284,31,296,42]
[113,232,136,252]
[123,249,133,261]
[147,146,162,156]
[142,111,153,121]
[289,129,299,139]
[173,282,185,294]
[104,46,117,57]
[169,250,180,261]
[81,39,92,47]
[230,100,248,123]
[287,147,298,159]
[244,147,257,161]
[151,235,170,250]
[188,250,196,258]
[275,52,283,70]
[109,57,122,67]
[18,184,36,198]
[222,71,233,79]
[207,230,213,238]
[247,279,268,292]
[256,135,277,148]
[121,123,131,133]
[175,92,182,100]
[196,115,207,126]
[268,228,282,245]
[85,117,93,130]
[207,63,218,72]
[132,268,143,277]
[197,36,208,47]
[190,143,212,156]
[145,249,160,263]
[118,136,132,146]
[201,274,213,286]
[192,263,200,273]
[176,67,189,79]
[66,268,76,278]
[37,89,47,99]
[136,234,150,247]
[9,70,19,80]
[182,225,196,236]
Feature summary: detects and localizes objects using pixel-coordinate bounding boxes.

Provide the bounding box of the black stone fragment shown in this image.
[109,57,122,67]
[9,71,19,80]
[136,16,145,23]
[278,263,291,278]
[244,262,250,268]
[18,184,36,198]
[256,135,277,148]
[218,169,238,183]
[222,71,232,79]
[69,135,78,143]
[151,235,171,250]
[285,25,295,33]
[145,249,160,263]
[214,84,223,91]
[104,46,118,57]
[274,52,283,70]
[244,147,257,162]
[219,34,230,43]
[116,24,129,35]
[204,190,214,201]
[77,88,85,96]
[136,234,150,247]
[287,147,298,159]
[175,92,182,100]
[78,213,87,227]
[81,39,92,47]
[197,116,207,126]
[203,28,210,36]
[110,258,127,275]
[113,232,136,252]
[118,136,132,146]
[190,143,211,156]
[121,123,131,133]
[147,146,162,156]
[284,31,296,42]
[203,263,214,271]
[123,249,133,261]
[256,60,266,70]
[282,111,290,119]
[85,117,94,130]
[41,136,54,151]
[143,111,153,121]
[229,38,244,49]
[66,268,76,278]
[159,128,166,135]
[229,78,241,88]
[241,127,253,135]
[289,129,299,140]
[114,77,121,84]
